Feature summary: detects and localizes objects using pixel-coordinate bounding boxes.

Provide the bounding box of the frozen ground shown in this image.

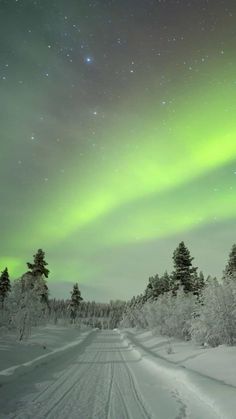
[123,329,236,387]
[0,324,91,372]
[0,327,236,418]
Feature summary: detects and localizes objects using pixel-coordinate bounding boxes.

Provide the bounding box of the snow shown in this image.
[122,329,236,387]
[0,326,236,418]
[121,329,236,418]
[0,325,92,378]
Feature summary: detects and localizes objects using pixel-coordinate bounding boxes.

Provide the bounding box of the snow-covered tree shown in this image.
[144,288,197,339]
[144,272,170,302]
[161,271,171,293]
[120,295,146,328]
[5,250,51,339]
[171,242,198,294]
[27,249,49,306]
[223,244,236,283]
[69,283,83,323]
[0,267,11,308]
[192,271,205,299]
[27,249,49,278]
[191,278,236,346]
[10,273,48,340]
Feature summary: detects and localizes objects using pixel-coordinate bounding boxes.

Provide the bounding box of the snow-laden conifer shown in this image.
[171,241,198,294]
[27,249,49,306]
[69,283,83,323]
[0,267,11,308]
[223,244,236,283]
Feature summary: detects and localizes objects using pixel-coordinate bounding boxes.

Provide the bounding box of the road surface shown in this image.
[0,330,232,418]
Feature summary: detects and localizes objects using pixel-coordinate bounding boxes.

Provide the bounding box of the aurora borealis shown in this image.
[0,0,236,301]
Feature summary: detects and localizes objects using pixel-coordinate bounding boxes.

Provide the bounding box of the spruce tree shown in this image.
[144,275,160,301]
[223,244,236,282]
[27,249,49,305]
[144,272,170,301]
[69,283,83,323]
[27,249,49,278]
[171,241,198,294]
[160,271,171,294]
[192,271,205,298]
[0,267,11,307]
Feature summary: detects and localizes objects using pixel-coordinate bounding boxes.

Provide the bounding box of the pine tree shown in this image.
[144,275,160,301]
[69,283,83,323]
[192,271,205,298]
[159,271,171,294]
[171,241,198,294]
[144,271,170,301]
[27,249,49,278]
[223,244,236,282]
[27,249,49,305]
[0,267,11,307]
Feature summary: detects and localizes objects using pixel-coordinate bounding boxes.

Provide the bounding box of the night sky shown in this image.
[0,0,236,301]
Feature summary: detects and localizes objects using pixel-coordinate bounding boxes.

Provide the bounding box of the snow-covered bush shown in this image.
[120,304,147,329]
[191,278,236,346]
[0,300,11,331]
[9,274,48,340]
[144,288,197,339]
[144,293,171,335]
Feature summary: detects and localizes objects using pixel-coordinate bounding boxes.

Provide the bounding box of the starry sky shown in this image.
[0,0,236,302]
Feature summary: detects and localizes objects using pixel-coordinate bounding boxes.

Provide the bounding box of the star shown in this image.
[85,57,93,63]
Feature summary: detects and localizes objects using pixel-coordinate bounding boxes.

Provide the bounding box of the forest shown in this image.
[1,243,236,348]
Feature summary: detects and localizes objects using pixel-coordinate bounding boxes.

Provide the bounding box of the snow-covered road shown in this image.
[0,330,234,418]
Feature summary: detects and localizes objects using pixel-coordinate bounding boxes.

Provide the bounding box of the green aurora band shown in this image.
[2,62,236,281]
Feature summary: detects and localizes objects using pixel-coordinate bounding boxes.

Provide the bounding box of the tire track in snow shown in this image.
[105,362,115,419]
[113,381,132,419]
[33,352,97,403]
[6,331,155,419]
[118,349,152,419]
[43,351,102,418]
[11,350,101,419]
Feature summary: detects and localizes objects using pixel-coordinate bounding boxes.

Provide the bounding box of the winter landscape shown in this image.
[1,245,236,418]
[1,0,236,418]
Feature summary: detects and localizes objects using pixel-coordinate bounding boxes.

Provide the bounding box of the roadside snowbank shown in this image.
[121,329,236,388]
[0,325,93,380]
[118,329,236,418]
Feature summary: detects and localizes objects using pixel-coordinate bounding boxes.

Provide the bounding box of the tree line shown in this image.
[121,242,236,347]
[0,249,125,339]
[1,242,236,346]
